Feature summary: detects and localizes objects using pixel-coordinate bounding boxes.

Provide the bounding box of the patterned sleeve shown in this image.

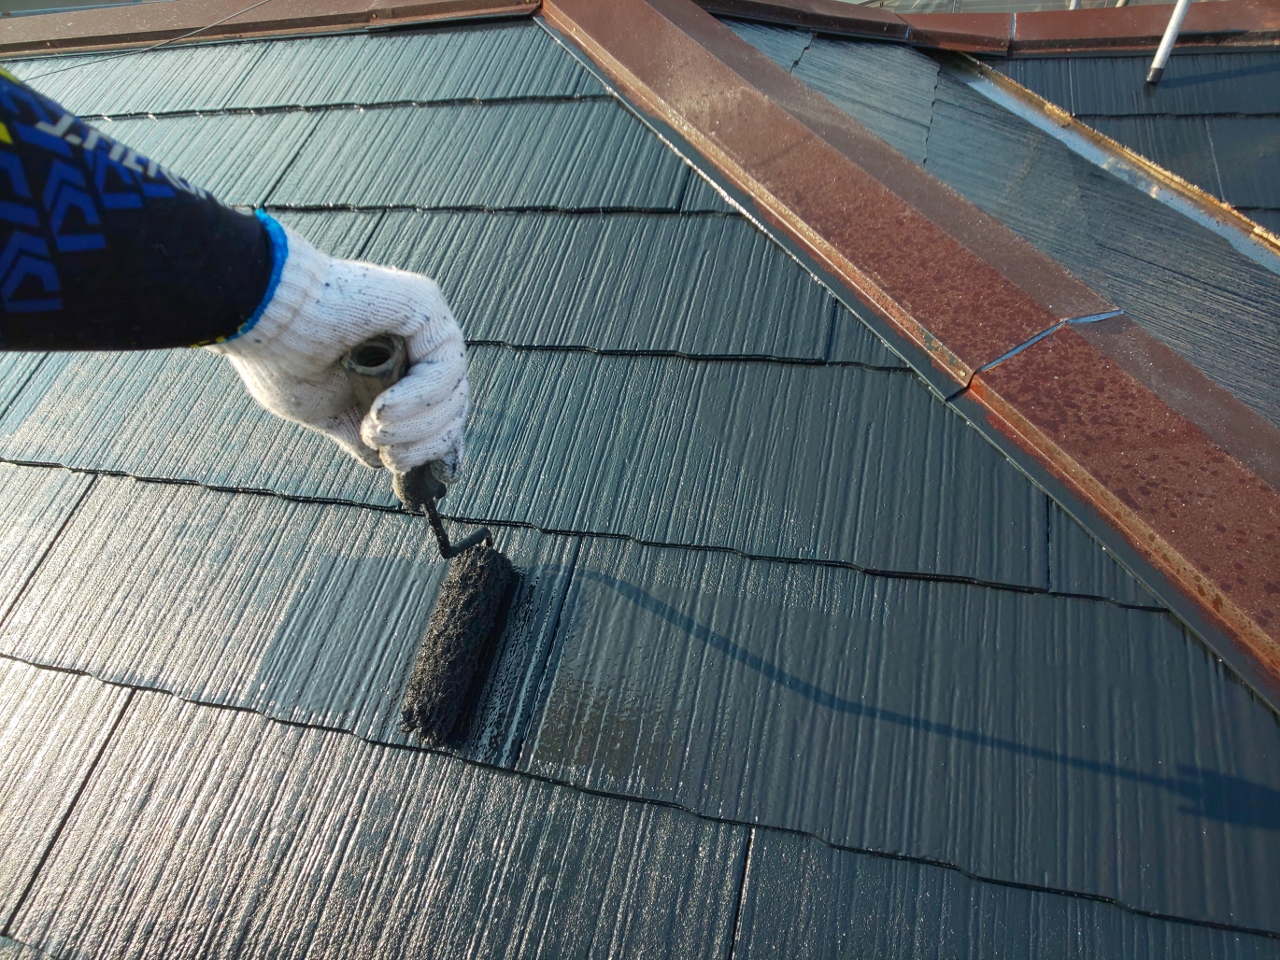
[0,67,277,350]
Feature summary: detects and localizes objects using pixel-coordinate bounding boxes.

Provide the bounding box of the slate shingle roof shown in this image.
[2,18,1280,958]
[726,19,1280,435]
[992,50,1280,235]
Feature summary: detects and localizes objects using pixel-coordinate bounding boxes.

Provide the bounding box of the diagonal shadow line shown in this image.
[573,568,1280,829]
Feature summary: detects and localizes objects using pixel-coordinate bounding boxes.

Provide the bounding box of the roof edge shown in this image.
[540,0,1280,704]
[0,0,536,57]
[699,0,1280,55]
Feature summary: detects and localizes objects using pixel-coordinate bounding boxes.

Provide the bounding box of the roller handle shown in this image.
[341,334,490,559]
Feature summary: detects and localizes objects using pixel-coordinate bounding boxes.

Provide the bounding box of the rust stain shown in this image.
[0,0,538,56]
[692,0,1280,55]
[543,0,1101,383]
[973,329,1280,695]
[545,0,1280,694]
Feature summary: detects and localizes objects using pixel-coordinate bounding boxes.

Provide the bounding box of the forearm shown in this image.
[0,68,275,350]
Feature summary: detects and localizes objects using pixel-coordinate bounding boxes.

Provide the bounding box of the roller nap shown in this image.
[401,545,515,743]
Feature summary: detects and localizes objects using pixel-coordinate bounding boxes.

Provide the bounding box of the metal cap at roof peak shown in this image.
[699,0,1280,55]
[541,0,1280,706]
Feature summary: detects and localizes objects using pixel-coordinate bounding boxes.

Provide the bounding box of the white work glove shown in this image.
[207,224,469,478]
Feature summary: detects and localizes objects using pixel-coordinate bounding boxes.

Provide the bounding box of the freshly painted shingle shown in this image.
[269,209,385,259]
[0,937,56,960]
[458,348,1047,585]
[11,691,748,960]
[0,349,396,505]
[266,100,729,211]
[1048,502,1160,606]
[789,35,939,164]
[723,18,813,72]
[0,348,1048,587]
[0,659,129,916]
[1207,116,1280,210]
[921,68,1280,430]
[521,538,1280,931]
[736,830,1280,959]
[224,24,604,109]
[1085,115,1223,199]
[997,52,1280,118]
[0,463,92,619]
[360,209,900,362]
[96,112,317,206]
[0,353,43,416]
[0,476,575,763]
[991,56,1075,112]
[9,44,265,117]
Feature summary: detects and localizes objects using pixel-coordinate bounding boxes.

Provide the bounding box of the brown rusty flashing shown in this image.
[698,0,907,40]
[0,0,536,57]
[1010,0,1280,53]
[694,0,1280,55]
[542,0,1280,699]
[973,328,1280,698]
[899,12,1011,54]
[543,0,1112,384]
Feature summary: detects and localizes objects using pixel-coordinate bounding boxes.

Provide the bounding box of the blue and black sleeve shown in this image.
[0,68,276,350]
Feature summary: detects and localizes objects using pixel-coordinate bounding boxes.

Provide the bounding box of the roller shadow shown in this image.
[572,568,1280,831]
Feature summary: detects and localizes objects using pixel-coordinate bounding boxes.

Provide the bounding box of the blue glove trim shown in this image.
[224,210,288,342]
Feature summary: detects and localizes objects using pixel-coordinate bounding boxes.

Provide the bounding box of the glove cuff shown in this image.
[206,219,330,358]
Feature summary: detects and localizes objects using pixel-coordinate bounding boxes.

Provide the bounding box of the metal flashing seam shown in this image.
[540,0,1280,705]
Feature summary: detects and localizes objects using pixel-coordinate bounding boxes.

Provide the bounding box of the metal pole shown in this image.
[1067,0,1080,9]
[1147,0,1193,85]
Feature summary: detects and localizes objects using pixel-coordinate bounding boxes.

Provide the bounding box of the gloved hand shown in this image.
[207,223,469,479]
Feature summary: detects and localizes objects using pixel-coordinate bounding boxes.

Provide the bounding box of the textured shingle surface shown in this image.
[0,18,1270,959]
[0,660,129,917]
[521,538,1280,930]
[0,476,577,763]
[731,23,1280,432]
[991,52,1280,233]
[269,100,729,211]
[9,691,749,960]
[360,209,899,361]
[0,462,92,609]
[735,830,1280,959]
[95,112,317,206]
[5,46,266,116]
[0,348,1056,587]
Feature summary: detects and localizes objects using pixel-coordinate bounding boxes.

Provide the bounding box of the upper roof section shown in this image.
[699,0,1280,54]
[0,0,536,55]
[992,50,1280,234]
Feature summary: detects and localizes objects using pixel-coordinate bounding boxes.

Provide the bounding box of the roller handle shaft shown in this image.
[341,334,490,559]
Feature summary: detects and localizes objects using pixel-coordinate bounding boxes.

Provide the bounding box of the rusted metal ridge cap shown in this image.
[697,0,1280,55]
[0,0,536,57]
[541,0,1280,704]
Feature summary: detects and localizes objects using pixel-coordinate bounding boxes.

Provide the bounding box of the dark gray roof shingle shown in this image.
[3,18,1277,959]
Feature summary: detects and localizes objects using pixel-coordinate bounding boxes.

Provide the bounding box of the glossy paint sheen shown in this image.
[521,537,1280,929]
[0,346,1057,587]
[0,660,129,916]
[0,476,578,763]
[736,830,1280,958]
[992,52,1280,237]
[0,15,1269,959]
[9,691,748,959]
[360,210,900,361]
[268,99,730,211]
